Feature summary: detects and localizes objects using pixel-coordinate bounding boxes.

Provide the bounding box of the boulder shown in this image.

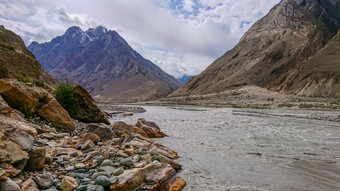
[21,178,39,191]
[37,97,75,131]
[60,176,78,191]
[73,83,110,124]
[81,140,95,151]
[0,79,41,116]
[25,147,46,171]
[135,118,167,138]
[0,95,26,122]
[0,178,21,191]
[83,123,116,142]
[0,79,75,131]
[110,121,148,138]
[110,163,176,191]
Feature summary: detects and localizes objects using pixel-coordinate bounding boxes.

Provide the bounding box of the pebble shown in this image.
[120,157,133,166]
[75,185,87,191]
[98,166,115,174]
[100,159,113,166]
[66,166,75,171]
[86,184,105,191]
[75,163,86,169]
[94,176,111,187]
[91,172,110,181]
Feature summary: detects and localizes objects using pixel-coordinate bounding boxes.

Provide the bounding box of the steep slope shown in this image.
[170,0,340,97]
[28,26,180,102]
[268,29,340,97]
[0,25,58,89]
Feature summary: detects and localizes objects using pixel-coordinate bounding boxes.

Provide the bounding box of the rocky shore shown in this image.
[0,79,186,191]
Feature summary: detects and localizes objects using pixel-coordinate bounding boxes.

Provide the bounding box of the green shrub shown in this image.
[55,81,78,118]
[0,42,15,51]
[19,103,37,117]
[20,76,36,86]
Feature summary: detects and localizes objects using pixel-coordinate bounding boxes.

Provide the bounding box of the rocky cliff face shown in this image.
[28,26,180,102]
[170,0,340,97]
[0,25,58,90]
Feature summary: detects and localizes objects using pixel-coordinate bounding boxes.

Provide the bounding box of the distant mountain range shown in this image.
[176,75,193,86]
[170,0,340,98]
[28,26,180,102]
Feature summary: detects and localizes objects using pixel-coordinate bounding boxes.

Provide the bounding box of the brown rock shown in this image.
[3,140,28,164]
[21,178,39,191]
[83,123,116,142]
[0,163,21,177]
[81,140,95,151]
[110,163,176,191]
[37,97,75,131]
[135,118,167,138]
[60,176,78,191]
[73,83,110,124]
[159,155,182,170]
[5,129,34,151]
[0,115,38,136]
[0,79,41,116]
[82,133,100,143]
[25,147,46,171]
[169,177,186,191]
[110,121,148,138]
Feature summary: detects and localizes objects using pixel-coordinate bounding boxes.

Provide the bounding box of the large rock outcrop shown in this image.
[28,26,180,102]
[170,0,340,98]
[0,79,75,131]
[73,83,110,124]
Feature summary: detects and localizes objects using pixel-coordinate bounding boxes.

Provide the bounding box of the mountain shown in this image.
[176,75,193,86]
[170,0,340,98]
[28,26,180,102]
[0,25,58,89]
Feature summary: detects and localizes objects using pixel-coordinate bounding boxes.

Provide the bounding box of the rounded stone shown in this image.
[94,176,111,187]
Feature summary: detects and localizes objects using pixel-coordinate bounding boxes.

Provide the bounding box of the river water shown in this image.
[110,105,340,191]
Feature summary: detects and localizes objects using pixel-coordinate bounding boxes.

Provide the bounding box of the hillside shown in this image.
[28,26,180,102]
[170,0,340,98]
[0,25,58,89]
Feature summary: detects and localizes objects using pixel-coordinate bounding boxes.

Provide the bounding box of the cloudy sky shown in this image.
[0,0,280,78]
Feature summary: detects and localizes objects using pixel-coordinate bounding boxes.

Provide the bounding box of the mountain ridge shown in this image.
[170,0,340,98]
[28,26,180,102]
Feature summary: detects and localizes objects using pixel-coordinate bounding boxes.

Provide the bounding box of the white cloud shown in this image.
[183,0,196,12]
[0,0,281,78]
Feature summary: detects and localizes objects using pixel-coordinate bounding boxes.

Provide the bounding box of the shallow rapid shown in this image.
[110,106,340,191]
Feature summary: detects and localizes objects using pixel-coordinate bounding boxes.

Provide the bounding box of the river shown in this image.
[109,105,340,191]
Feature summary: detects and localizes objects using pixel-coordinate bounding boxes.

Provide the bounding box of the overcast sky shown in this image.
[0,0,280,78]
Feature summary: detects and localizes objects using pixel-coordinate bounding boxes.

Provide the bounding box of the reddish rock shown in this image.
[82,133,101,143]
[110,163,176,191]
[110,121,148,138]
[169,177,186,191]
[135,118,167,138]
